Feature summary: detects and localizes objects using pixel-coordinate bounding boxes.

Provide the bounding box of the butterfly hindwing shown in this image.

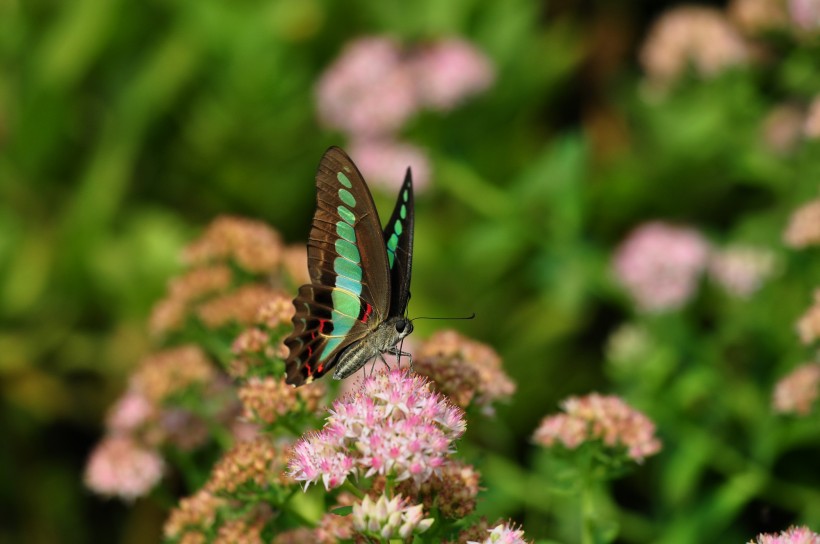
[285,147,392,386]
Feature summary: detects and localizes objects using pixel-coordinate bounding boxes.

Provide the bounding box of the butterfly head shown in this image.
[395,317,413,340]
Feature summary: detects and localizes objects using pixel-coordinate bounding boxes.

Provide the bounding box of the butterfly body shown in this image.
[331,316,413,380]
[284,147,414,387]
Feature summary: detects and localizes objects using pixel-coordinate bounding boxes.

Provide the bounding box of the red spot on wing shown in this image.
[317,363,324,373]
[362,303,373,323]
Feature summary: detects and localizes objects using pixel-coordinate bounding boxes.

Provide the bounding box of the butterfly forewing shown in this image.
[382,168,414,318]
[285,147,392,386]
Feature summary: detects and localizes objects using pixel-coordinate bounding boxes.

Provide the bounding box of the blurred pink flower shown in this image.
[533,393,662,463]
[349,139,431,192]
[749,525,820,543]
[708,245,776,298]
[789,0,820,30]
[412,38,495,111]
[468,522,532,544]
[773,363,820,415]
[316,35,495,138]
[316,37,419,137]
[84,435,164,500]
[288,369,466,490]
[784,198,820,248]
[640,6,750,88]
[762,104,805,154]
[105,389,154,433]
[729,0,789,34]
[804,95,820,139]
[613,222,710,312]
[352,494,434,540]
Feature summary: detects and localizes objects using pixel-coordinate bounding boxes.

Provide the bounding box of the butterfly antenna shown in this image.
[410,313,476,322]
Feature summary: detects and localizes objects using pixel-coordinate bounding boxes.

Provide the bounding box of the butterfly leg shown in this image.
[388,348,414,372]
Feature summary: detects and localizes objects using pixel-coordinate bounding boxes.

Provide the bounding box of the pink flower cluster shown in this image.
[84,436,164,501]
[317,36,494,136]
[533,393,662,463]
[749,525,820,544]
[772,363,820,415]
[288,369,466,490]
[316,35,495,192]
[613,221,710,312]
[468,522,532,544]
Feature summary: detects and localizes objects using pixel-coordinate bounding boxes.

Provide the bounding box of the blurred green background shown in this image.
[3,0,820,542]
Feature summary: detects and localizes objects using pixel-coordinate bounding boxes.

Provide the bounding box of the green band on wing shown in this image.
[386,233,399,268]
[394,220,403,236]
[336,221,356,243]
[339,188,356,208]
[403,188,409,201]
[331,288,361,318]
[335,239,360,263]
[400,204,406,219]
[334,257,362,295]
[337,172,353,188]
[338,206,355,225]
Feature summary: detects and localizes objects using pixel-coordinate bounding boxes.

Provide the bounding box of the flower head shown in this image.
[411,38,495,111]
[316,37,418,137]
[789,0,820,31]
[749,525,820,544]
[207,437,292,495]
[164,489,226,540]
[613,222,710,312]
[773,363,820,415]
[183,216,283,274]
[467,522,532,544]
[708,245,776,298]
[762,104,805,154]
[640,6,749,88]
[131,345,215,404]
[805,95,820,139]
[729,0,789,34]
[785,199,820,248]
[349,139,431,192]
[288,369,466,490]
[195,285,284,329]
[533,393,662,463]
[238,376,325,426]
[84,435,164,500]
[797,290,820,344]
[416,330,515,414]
[398,459,481,518]
[352,494,434,540]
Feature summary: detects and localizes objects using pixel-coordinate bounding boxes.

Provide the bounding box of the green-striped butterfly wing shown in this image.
[284,147,394,386]
[383,168,414,318]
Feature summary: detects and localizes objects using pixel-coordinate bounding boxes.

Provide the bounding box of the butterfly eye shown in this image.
[395,321,406,333]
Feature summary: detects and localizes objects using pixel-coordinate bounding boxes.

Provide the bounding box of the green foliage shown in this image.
[3,0,820,542]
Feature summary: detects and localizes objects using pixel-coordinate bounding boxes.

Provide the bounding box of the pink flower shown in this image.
[315,35,496,139]
[640,6,749,88]
[316,37,419,137]
[468,522,532,544]
[773,363,820,415]
[105,389,154,433]
[789,0,820,31]
[411,38,495,111]
[533,393,662,463]
[707,245,776,298]
[349,139,431,192]
[613,222,710,312]
[288,369,466,490]
[749,525,820,544]
[84,435,164,500]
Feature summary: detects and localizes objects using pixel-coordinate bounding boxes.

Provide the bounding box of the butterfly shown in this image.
[284,147,414,386]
